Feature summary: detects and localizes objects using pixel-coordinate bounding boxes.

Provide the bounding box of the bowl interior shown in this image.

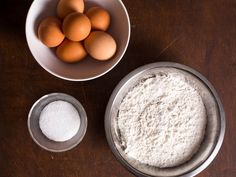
[28,93,87,152]
[26,0,130,81]
[105,63,224,177]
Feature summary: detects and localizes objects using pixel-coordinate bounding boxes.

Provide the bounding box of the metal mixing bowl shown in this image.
[105,62,225,177]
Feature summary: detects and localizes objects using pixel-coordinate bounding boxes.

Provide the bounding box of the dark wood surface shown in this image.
[0,0,236,177]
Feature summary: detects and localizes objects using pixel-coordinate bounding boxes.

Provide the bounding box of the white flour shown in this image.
[39,100,80,142]
[117,70,207,168]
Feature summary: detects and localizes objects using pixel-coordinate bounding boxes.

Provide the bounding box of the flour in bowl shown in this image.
[116,69,207,168]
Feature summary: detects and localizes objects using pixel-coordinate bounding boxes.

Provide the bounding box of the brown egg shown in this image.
[38,17,65,47]
[84,31,117,61]
[57,0,84,19]
[86,7,110,31]
[63,12,91,41]
[56,39,87,63]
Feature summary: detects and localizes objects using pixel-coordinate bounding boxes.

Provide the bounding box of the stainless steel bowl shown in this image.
[105,62,225,177]
[28,93,87,152]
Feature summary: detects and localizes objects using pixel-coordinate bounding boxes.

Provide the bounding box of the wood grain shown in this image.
[0,0,235,177]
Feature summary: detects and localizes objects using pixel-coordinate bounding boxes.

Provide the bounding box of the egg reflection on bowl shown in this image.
[26,0,130,81]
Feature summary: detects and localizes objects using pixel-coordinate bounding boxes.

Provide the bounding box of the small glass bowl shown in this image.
[28,93,87,152]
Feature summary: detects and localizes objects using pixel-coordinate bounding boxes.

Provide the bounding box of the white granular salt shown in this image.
[39,100,80,142]
[117,70,207,168]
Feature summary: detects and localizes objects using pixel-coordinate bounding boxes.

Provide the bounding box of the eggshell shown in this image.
[38,17,65,47]
[57,0,84,19]
[84,31,117,61]
[63,12,91,41]
[86,7,110,31]
[56,39,87,63]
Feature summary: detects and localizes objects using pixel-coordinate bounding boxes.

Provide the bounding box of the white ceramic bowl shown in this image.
[26,0,130,81]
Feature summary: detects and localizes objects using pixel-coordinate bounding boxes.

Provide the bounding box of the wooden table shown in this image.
[0,0,235,176]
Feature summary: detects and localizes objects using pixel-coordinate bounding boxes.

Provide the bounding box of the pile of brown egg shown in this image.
[38,0,117,63]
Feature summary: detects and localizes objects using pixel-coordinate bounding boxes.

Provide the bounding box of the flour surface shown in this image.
[117,70,207,168]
